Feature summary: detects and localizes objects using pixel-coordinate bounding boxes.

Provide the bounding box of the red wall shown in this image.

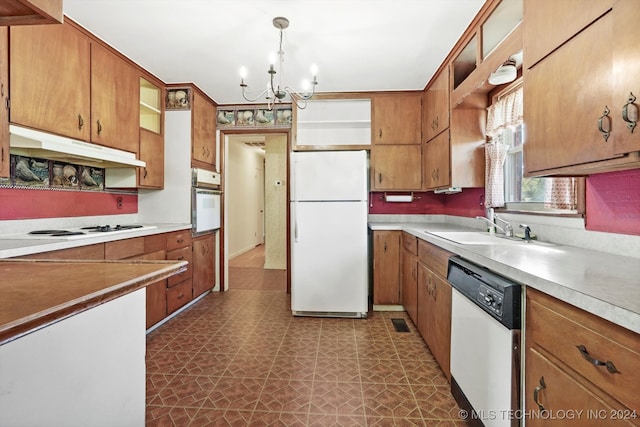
[0,189,137,220]
[369,188,485,217]
[586,169,640,236]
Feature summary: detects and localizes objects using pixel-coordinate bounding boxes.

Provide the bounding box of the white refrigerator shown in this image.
[290,150,369,318]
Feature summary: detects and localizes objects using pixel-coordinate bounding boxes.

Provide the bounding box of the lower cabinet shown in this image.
[401,232,419,324]
[146,280,167,329]
[192,233,216,298]
[166,278,193,314]
[417,239,453,381]
[525,288,640,426]
[372,230,401,305]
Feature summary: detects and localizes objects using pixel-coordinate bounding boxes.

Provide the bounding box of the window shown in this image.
[486,84,582,214]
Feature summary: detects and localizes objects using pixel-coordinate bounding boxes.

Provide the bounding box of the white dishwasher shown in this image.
[447,256,522,427]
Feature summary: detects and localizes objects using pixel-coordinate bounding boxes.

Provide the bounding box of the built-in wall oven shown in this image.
[447,256,522,427]
[192,168,221,236]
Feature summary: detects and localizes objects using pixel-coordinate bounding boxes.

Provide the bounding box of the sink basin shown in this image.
[425,231,526,245]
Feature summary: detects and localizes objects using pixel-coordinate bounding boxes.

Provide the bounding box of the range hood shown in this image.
[9,125,146,168]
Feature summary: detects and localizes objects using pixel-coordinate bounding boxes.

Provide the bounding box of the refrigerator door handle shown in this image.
[293,157,299,243]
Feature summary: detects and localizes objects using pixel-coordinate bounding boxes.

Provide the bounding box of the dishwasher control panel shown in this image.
[477,284,504,317]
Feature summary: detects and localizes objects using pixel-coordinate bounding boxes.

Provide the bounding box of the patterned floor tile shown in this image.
[362,383,422,419]
[145,405,198,427]
[151,375,219,408]
[189,408,252,427]
[310,381,365,416]
[201,377,265,411]
[254,378,313,413]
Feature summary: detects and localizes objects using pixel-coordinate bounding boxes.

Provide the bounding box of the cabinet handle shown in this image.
[533,376,546,411]
[143,168,148,179]
[597,106,611,142]
[78,114,84,130]
[378,173,382,184]
[379,128,383,139]
[576,345,620,374]
[177,292,184,299]
[177,256,184,260]
[622,92,638,133]
[177,238,184,243]
[383,242,387,253]
[434,115,438,130]
[96,119,103,135]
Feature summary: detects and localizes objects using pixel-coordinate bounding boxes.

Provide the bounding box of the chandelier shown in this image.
[239,17,318,110]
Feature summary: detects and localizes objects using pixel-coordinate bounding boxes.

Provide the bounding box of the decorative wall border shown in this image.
[217,104,292,129]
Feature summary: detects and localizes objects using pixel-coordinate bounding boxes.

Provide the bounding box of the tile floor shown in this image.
[145,245,464,426]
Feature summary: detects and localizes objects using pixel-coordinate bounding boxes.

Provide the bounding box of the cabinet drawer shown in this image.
[166,246,192,287]
[417,239,453,278]
[166,278,192,314]
[144,233,166,253]
[527,289,640,412]
[16,243,105,260]
[104,237,145,260]
[401,232,417,255]
[166,231,192,251]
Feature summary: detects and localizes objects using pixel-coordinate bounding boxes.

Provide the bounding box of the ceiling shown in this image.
[62,0,485,106]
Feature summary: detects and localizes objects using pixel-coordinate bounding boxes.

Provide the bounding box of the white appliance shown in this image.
[290,150,368,318]
[192,168,222,236]
[447,257,522,427]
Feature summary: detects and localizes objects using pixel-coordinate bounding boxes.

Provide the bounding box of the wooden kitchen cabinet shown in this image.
[138,128,164,188]
[372,230,401,306]
[165,230,193,313]
[525,288,640,426]
[138,77,164,188]
[400,232,418,324]
[417,239,453,381]
[128,248,167,329]
[0,26,8,179]
[16,243,105,260]
[371,92,421,144]
[422,69,450,143]
[423,108,485,191]
[9,21,91,141]
[0,0,63,26]
[524,1,640,176]
[192,233,215,298]
[9,20,143,156]
[371,144,422,191]
[90,41,139,153]
[191,88,216,169]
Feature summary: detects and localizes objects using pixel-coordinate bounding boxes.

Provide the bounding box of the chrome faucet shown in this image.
[476,214,514,237]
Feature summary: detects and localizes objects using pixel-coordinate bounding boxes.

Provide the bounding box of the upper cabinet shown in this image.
[9,21,91,141]
[0,27,8,179]
[90,42,139,153]
[138,77,164,189]
[9,20,141,155]
[371,92,421,144]
[523,0,640,176]
[293,95,371,150]
[191,87,216,169]
[371,144,422,191]
[422,69,450,143]
[0,0,62,26]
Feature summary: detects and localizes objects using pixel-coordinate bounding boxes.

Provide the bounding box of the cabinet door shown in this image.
[192,234,215,298]
[524,13,617,174]
[423,130,450,190]
[372,93,421,144]
[146,280,167,329]
[525,348,630,427]
[90,42,139,153]
[612,0,640,155]
[422,70,450,142]
[191,90,216,167]
[0,27,8,179]
[401,249,418,324]
[416,263,431,342]
[373,230,401,305]
[430,273,451,381]
[138,128,164,188]
[523,0,612,69]
[371,144,422,190]
[9,22,91,140]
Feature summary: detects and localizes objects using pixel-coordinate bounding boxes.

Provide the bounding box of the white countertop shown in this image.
[0,224,192,259]
[369,222,640,334]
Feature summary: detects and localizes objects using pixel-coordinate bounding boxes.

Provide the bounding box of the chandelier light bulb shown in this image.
[310,64,318,77]
[239,66,247,79]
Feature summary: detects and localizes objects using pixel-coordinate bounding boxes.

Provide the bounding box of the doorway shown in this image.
[223,132,288,291]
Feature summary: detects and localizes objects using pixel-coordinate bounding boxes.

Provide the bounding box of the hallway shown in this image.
[228,245,287,291]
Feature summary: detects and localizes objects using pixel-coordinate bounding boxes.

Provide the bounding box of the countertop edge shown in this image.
[0,259,188,346]
[0,223,193,259]
[369,222,640,334]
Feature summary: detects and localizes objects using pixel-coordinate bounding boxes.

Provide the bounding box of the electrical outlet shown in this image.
[116,196,123,209]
